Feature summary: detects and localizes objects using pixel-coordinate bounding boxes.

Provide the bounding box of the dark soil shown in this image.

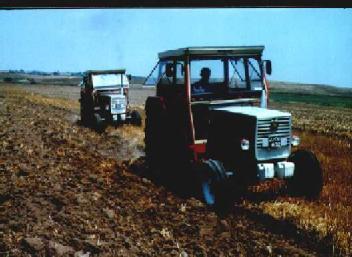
[0,84,332,256]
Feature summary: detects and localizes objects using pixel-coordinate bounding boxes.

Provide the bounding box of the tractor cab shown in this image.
[146,46,272,142]
[157,46,270,103]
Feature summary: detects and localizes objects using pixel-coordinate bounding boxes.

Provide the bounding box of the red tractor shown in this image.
[144,47,323,211]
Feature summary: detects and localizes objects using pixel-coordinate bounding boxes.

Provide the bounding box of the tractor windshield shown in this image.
[190,57,263,101]
[228,58,262,91]
[91,73,129,89]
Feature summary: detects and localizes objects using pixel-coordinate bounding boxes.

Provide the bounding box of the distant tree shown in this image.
[4,77,13,82]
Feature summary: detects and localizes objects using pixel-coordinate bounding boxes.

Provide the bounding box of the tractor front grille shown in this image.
[111,98,126,114]
[256,117,291,147]
[255,116,291,161]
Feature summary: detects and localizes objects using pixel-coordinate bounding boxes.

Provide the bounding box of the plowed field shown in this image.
[0,84,351,257]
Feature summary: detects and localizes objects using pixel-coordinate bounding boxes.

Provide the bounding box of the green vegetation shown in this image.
[270,91,352,109]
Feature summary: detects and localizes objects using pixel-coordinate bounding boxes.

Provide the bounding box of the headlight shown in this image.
[291,135,300,146]
[240,138,250,151]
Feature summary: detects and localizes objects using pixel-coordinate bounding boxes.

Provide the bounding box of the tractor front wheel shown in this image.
[131,110,142,126]
[196,159,237,215]
[287,150,323,199]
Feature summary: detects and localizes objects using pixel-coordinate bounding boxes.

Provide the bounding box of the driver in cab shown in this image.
[192,67,211,95]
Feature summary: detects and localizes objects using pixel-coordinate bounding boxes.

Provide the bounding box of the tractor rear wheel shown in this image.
[80,101,91,126]
[287,150,323,199]
[144,97,168,176]
[94,113,106,133]
[80,108,87,125]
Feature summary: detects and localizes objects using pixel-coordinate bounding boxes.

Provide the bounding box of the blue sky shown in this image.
[0,8,352,87]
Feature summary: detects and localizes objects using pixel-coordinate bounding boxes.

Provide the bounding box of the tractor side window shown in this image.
[144,60,173,86]
[248,58,263,91]
[86,76,93,89]
[175,62,185,85]
[229,58,246,89]
[158,60,173,85]
[156,60,175,98]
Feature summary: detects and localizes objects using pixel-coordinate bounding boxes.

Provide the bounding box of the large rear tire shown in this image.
[94,113,106,133]
[287,150,323,199]
[144,97,168,177]
[80,108,87,125]
[80,109,94,127]
[80,98,89,126]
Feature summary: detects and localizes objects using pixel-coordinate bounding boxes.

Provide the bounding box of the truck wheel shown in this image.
[197,159,235,215]
[94,113,106,133]
[131,110,142,126]
[287,150,323,199]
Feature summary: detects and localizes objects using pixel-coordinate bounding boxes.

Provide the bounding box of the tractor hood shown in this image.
[99,92,125,100]
[213,106,291,119]
[207,106,292,164]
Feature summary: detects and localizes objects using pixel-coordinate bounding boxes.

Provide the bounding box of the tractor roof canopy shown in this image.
[158,46,265,59]
[84,69,129,89]
[86,69,126,75]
